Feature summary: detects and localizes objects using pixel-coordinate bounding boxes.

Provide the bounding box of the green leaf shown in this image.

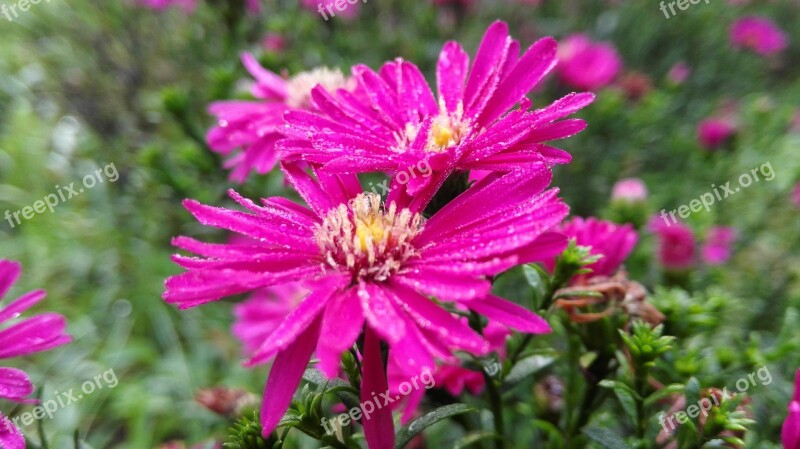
[503,355,555,389]
[453,431,500,449]
[522,264,549,308]
[598,380,640,424]
[581,425,632,449]
[394,404,478,449]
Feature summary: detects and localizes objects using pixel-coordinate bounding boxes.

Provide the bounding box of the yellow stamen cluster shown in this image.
[286,67,349,109]
[315,193,422,281]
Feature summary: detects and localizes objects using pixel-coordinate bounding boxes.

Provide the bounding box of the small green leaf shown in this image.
[453,431,500,449]
[394,404,477,449]
[504,355,554,388]
[581,425,632,449]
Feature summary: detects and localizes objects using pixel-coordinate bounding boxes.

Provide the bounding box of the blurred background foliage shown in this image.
[1,0,799,447]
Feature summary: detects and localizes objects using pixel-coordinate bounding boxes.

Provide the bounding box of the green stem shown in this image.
[482,369,506,449]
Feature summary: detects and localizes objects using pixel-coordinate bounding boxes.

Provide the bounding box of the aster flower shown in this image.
[730,16,788,56]
[207,53,352,182]
[697,117,736,150]
[701,226,736,265]
[0,260,72,449]
[611,178,648,203]
[556,34,622,91]
[544,217,638,282]
[784,369,800,449]
[164,165,568,440]
[280,21,593,211]
[648,218,695,271]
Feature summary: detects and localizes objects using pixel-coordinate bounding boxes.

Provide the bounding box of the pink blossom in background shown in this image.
[430,0,475,7]
[232,283,307,355]
[0,260,72,449]
[246,0,261,13]
[701,226,736,265]
[697,117,736,150]
[164,166,568,441]
[206,53,351,182]
[792,183,800,208]
[557,34,622,91]
[611,178,648,202]
[261,33,286,53]
[648,218,696,270]
[544,217,638,280]
[784,369,800,449]
[281,21,593,211]
[667,62,691,85]
[730,16,788,56]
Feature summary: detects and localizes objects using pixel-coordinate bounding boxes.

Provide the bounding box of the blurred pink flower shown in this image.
[206,53,351,182]
[557,34,622,91]
[667,62,691,85]
[0,260,72,449]
[697,117,736,150]
[783,369,800,449]
[232,283,307,355]
[544,217,638,280]
[701,226,736,265]
[612,178,648,202]
[261,33,286,53]
[730,16,788,55]
[792,183,800,208]
[648,218,695,270]
[301,0,362,20]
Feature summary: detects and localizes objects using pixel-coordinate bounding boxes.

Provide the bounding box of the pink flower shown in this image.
[164,166,568,441]
[246,0,261,13]
[0,260,71,449]
[793,183,800,208]
[667,62,691,85]
[784,369,800,449]
[261,33,285,53]
[207,53,351,182]
[544,217,638,279]
[137,0,197,13]
[730,16,788,56]
[701,226,736,265]
[557,34,622,91]
[232,283,306,355]
[280,21,593,211]
[648,218,695,270]
[697,117,736,150]
[611,178,648,202]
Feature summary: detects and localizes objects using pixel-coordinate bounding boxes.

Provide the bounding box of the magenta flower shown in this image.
[792,183,800,208]
[232,283,306,355]
[544,217,637,280]
[207,53,351,182]
[667,62,691,85]
[164,165,568,441]
[701,226,736,265]
[784,369,800,449]
[730,16,788,56]
[611,178,648,203]
[0,260,71,449]
[648,218,695,271]
[557,34,622,91]
[697,117,736,150]
[280,21,593,211]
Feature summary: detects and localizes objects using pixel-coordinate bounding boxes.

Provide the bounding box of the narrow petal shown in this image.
[0,368,33,401]
[0,260,21,300]
[468,295,552,334]
[260,316,321,437]
[360,327,395,449]
[437,41,470,113]
[0,413,25,449]
[316,289,365,378]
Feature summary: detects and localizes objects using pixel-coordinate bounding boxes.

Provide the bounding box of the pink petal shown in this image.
[0,260,21,300]
[0,413,25,449]
[360,327,395,449]
[316,289,365,378]
[0,368,33,401]
[467,295,551,334]
[260,316,321,437]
